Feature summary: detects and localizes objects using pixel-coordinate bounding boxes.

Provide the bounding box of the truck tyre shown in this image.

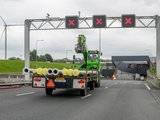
[80,89,87,96]
[95,73,100,88]
[45,88,53,95]
[95,82,100,88]
[90,81,95,90]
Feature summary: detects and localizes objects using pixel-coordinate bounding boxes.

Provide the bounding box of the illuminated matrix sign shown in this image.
[122,14,136,27]
[65,14,136,28]
[93,15,106,28]
[65,16,79,28]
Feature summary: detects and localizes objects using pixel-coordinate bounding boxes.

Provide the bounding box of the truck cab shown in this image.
[87,50,100,70]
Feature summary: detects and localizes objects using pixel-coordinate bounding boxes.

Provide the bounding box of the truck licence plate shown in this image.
[55,77,66,82]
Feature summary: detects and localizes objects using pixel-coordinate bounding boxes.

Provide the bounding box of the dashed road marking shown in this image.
[81,94,92,99]
[105,86,108,89]
[144,83,151,90]
[157,97,160,101]
[16,92,35,96]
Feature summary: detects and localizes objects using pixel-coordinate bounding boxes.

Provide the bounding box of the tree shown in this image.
[30,49,37,61]
[39,55,47,62]
[45,53,53,62]
[30,49,53,62]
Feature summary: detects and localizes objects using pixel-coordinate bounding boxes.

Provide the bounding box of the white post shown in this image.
[156,15,160,79]
[24,20,31,81]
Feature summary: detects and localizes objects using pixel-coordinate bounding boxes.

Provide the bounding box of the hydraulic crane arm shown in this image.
[75,35,87,53]
[75,35,88,67]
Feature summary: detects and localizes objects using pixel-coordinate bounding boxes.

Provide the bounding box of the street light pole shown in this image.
[99,29,101,53]
[36,40,44,63]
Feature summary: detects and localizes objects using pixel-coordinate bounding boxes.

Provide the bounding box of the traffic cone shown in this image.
[8,75,10,79]
[16,76,19,81]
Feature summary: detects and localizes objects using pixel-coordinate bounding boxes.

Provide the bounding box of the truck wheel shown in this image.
[80,89,87,96]
[95,72,100,88]
[95,82,100,88]
[90,81,95,90]
[45,88,53,95]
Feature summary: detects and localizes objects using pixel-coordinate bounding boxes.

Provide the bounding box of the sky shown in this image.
[0,0,159,60]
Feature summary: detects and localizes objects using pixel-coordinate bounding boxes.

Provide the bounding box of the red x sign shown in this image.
[125,18,132,25]
[96,18,103,25]
[69,19,75,26]
[122,15,135,27]
[65,16,79,28]
[93,15,106,28]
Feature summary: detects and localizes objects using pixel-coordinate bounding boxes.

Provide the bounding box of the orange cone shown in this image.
[16,76,19,81]
[8,75,10,79]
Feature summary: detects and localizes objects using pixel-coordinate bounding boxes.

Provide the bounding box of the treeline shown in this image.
[8,49,53,62]
[8,49,109,62]
[30,49,53,62]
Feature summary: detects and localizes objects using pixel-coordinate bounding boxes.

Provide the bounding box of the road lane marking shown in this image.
[105,86,108,89]
[157,97,160,101]
[16,92,35,96]
[81,94,92,99]
[144,83,151,90]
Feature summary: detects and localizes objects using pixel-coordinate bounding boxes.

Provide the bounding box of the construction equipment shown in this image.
[23,35,101,96]
[75,35,101,87]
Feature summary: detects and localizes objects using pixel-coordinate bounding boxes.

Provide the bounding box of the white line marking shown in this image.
[16,92,35,96]
[105,86,108,89]
[81,94,92,99]
[144,83,151,90]
[157,97,160,101]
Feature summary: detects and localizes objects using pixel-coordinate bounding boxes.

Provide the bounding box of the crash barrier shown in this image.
[0,73,24,79]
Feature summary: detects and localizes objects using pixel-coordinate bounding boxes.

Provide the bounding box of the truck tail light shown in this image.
[78,79,85,84]
[34,77,41,82]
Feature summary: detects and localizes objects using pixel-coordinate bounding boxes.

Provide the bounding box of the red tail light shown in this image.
[78,79,85,84]
[34,77,41,82]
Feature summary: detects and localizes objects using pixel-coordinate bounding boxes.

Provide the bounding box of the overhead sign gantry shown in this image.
[24,14,160,80]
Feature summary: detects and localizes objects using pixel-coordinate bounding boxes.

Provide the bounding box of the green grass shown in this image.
[149,67,156,77]
[0,60,75,73]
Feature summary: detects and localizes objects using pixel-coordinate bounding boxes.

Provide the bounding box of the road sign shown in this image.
[122,14,136,27]
[93,15,106,28]
[65,16,79,28]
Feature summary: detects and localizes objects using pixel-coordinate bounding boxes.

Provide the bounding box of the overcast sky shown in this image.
[0,0,160,60]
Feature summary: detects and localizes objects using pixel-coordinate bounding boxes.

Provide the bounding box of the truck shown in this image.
[23,35,101,96]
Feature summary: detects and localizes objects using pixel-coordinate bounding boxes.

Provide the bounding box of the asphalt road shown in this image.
[0,80,160,120]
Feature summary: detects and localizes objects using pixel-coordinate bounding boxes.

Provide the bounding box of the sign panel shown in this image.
[122,14,136,27]
[93,15,106,28]
[65,16,79,28]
